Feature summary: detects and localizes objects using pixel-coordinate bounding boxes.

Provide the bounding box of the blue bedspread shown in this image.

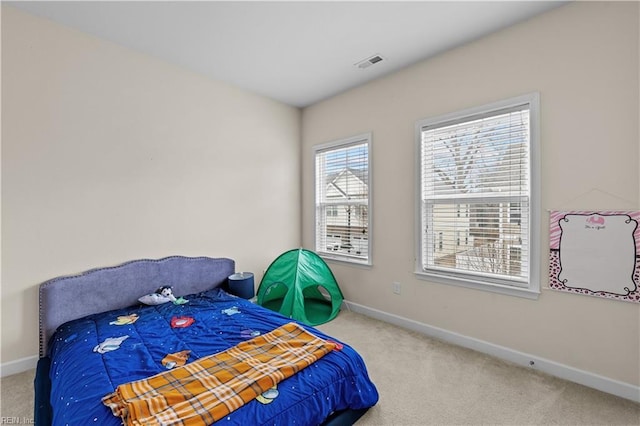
[47,288,378,425]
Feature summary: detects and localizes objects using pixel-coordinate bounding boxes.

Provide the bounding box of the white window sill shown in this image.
[319,253,372,268]
[415,270,540,300]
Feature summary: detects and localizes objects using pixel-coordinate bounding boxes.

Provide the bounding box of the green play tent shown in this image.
[257,248,343,326]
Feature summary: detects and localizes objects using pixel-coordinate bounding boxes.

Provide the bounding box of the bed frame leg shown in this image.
[34,357,52,426]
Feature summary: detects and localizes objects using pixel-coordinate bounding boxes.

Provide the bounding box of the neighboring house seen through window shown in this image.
[416,94,540,298]
[315,133,371,265]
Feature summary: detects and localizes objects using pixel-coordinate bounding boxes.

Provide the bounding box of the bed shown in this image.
[34,256,378,425]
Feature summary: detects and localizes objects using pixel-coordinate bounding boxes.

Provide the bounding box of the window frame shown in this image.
[314,133,372,266]
[415,93,540,299]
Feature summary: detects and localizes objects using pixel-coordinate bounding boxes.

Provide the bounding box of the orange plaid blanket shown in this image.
[102,322,336,426]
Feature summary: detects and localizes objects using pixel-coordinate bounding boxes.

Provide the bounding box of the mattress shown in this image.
[46,288,378,425]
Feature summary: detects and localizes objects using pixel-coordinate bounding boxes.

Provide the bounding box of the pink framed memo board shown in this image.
[549,210,640,303]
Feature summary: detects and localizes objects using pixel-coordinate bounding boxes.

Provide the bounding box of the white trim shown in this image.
[313,132,371,153]
[343,300,640,403]
[414,93,541,298]
[0,355,38,377]
[313,132,373,266]
[415,270,540,299]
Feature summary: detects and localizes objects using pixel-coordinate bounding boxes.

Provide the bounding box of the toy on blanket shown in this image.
[256,385,279,404]
[162,350,191,369]
[138,286,189,306]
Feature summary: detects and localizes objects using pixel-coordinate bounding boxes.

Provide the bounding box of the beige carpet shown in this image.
[1,310,639,425]
[318,311,640,425]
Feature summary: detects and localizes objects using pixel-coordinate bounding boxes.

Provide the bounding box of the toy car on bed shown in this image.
[34,256,378,425]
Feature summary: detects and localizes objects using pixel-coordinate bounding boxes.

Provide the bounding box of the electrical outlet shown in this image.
[392,282,401,295]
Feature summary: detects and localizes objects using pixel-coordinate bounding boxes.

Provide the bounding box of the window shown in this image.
[416,94,539,298]
[315,133,371,264]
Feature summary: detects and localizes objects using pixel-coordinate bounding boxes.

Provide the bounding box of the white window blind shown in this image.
[417,95,539,295]
[315,134,371,264]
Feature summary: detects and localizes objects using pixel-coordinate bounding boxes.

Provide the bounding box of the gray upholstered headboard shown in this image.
[38,256,235,357]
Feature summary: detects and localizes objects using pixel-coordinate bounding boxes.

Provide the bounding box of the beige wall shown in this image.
[1,6,301,363]
[302,2,640,386]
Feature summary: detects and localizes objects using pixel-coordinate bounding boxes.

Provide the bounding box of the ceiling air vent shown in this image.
[355,54,385,70]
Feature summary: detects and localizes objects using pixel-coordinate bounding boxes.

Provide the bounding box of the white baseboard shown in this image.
[0,355,38,378]
[343,300,640,403]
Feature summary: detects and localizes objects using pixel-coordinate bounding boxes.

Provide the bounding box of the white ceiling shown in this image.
[8,1,566,108]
